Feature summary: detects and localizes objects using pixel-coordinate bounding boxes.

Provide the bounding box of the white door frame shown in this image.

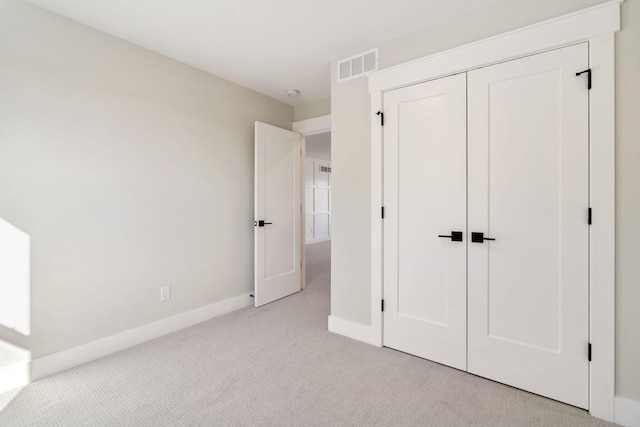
[293,114,332,289]
[368,1,619,421]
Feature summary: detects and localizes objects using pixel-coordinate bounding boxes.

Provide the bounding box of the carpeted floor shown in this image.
[0,241,615,426]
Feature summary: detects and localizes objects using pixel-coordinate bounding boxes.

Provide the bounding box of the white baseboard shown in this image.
[616,397,640,427]
[30,293,253,382]
[328,315,382,347]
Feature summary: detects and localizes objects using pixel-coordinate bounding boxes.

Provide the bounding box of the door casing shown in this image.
[367,2,619,421]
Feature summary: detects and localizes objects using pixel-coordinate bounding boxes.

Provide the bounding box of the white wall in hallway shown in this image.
[305,157,331,244]
[305,132,331,161]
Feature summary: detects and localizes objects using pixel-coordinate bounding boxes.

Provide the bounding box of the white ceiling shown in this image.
[24,0,498,106]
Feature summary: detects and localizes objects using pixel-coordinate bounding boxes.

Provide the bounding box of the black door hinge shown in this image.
[576,69,592,90]
[588,343,592,362]
[588,208,592,225]
[381,299,385,312]
[381,206,385,219]
[376,111,384,126]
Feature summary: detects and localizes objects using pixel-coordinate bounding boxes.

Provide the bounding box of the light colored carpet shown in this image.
[0,241,615,426]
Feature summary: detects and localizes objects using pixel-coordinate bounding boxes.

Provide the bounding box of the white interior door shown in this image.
[383,73,467,370]
[254,122,302,307]
[467,43,590,408]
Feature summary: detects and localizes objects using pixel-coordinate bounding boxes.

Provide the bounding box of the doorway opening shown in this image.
[302,131,331,304]
[253,115,331,306]
[291,114,332,304]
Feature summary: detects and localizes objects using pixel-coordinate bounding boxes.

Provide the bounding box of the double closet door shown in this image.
[383,43,590,408]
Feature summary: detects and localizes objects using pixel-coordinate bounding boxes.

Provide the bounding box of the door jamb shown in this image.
[368,1,619,421]
[293,114,332,290]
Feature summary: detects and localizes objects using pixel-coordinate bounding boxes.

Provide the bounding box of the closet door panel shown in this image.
[383,73,467,370]
[467,43,589,408]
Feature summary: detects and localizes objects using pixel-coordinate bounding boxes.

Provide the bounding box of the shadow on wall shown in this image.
[0,217,32,395]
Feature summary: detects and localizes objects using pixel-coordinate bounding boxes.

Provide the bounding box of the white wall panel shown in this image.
[305,157,332,244]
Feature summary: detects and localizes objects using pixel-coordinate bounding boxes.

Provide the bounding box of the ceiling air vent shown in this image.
[337,48,378,82]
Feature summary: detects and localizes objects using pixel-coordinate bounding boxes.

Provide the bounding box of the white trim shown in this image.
[369,0,622,93]
[301,131,307,290]
[615,397,640,427]
[292,114,331,136]
[370,91,383,348]
[328,315,381,347]
[30,293,253,382]
[367,2,619,422]
[588,31,617,422]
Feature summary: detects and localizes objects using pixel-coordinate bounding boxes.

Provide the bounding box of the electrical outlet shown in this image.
[160,286,171,302]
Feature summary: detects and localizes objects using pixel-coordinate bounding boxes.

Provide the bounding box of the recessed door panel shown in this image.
[264,135,296,278]
[314,214,330,239]
[383,73,467,370]
[467,43,589,408]
[314,188,330,213]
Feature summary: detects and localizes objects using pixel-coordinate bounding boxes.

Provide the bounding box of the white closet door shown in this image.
[383,73,467,370]
[467,43,589,408]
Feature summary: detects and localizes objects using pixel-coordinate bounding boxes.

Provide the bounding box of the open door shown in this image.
[254,122,302,307]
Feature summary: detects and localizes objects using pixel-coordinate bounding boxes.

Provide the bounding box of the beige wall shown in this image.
[330,71,372,324]
[293,98,331,122]
[379,0,606,68]
[331,0,640,403]
[0,0,292,358]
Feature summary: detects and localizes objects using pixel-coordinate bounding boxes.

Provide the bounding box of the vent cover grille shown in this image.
[337,48,378,82]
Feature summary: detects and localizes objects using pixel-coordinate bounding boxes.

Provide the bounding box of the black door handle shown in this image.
[471,232,495,243]
[438,231,463,242]
[255,220,273,227]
